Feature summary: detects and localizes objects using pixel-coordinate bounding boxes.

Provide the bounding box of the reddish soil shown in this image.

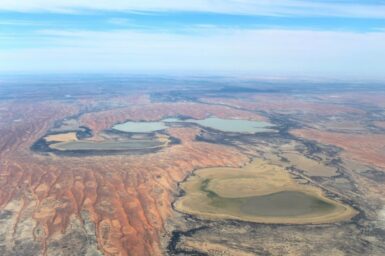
[292,129,385,169]
[0,100,249,256]
[202,94,362,115]
[374,121,385,129]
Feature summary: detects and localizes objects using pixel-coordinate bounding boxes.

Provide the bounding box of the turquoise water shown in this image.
[113,117,274,133]
[112,121,167,133]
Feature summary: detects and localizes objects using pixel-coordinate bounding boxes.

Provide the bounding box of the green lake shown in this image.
[239,191,336,217]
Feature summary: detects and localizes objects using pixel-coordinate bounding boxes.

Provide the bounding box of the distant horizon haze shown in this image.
[1,1,385,80]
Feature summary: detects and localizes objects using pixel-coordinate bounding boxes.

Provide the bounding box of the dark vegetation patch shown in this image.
[76,126,93,139]
[167,226,209,256]
[0,210,13,220]
[359,169,385,182]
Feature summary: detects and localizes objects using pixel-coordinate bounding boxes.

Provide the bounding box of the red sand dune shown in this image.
[292,129,385,170]
[202,95,362,115]
[0,100,249,255]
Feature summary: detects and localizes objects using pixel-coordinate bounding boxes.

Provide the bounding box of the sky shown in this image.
[1,0,385,80]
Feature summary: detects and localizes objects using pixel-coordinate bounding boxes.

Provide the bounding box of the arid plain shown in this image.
[0,77,384,255]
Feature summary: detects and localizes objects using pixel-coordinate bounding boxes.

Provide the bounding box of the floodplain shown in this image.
[1,77,384,256]
[33,120,173,155]
[175,159,356,224]
[163,117,275,133]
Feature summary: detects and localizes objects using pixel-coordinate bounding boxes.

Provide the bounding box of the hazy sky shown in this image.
[1,1,385,79]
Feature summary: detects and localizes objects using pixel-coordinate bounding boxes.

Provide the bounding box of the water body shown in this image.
[51,140,164,151]
[202,178,336,218]
[114,117,274,133]
[112,121,168,133]
[238,191,336,217]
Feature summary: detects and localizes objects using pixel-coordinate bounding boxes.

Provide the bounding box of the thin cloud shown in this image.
[1,27,385,80]
[1,0,385,18]
[0,19,43,26]
[108,18,133,26]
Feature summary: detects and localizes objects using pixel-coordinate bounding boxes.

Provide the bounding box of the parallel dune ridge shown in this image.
[292,129,385,169]
[1,89,384,255]
[0,99,249,255]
